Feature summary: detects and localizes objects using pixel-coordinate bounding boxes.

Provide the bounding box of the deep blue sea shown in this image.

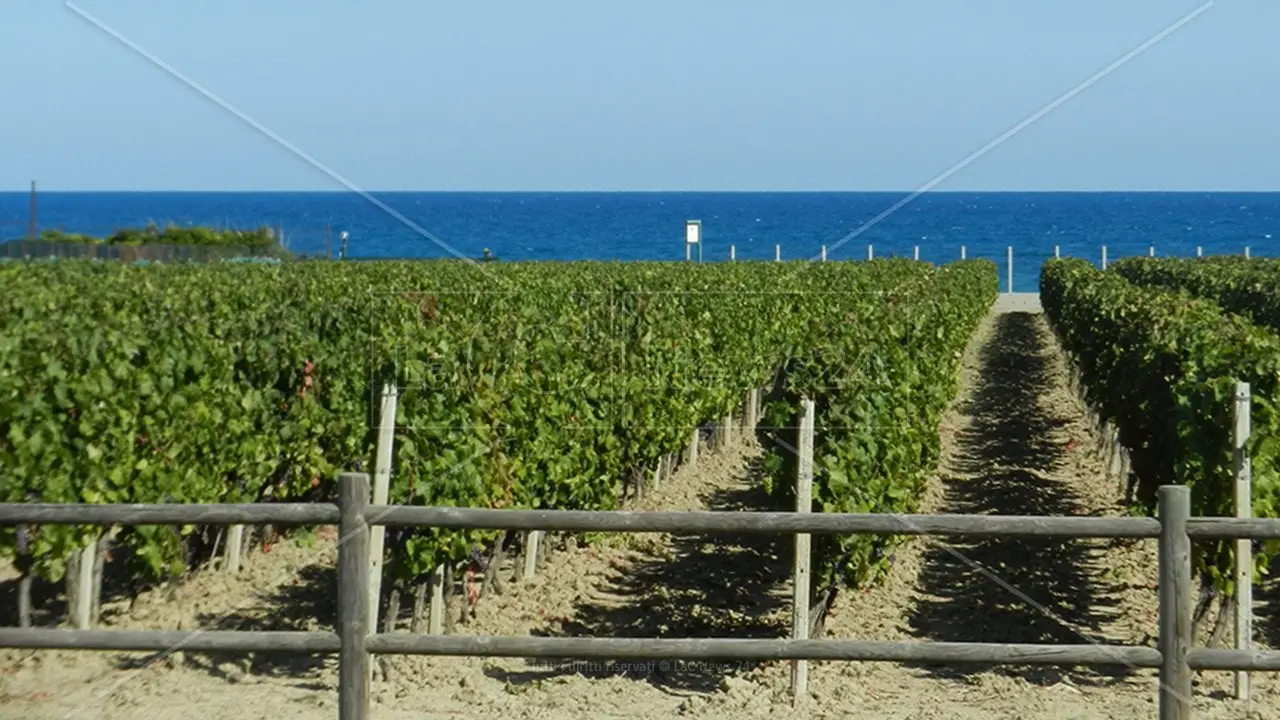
[2,191,1277,292]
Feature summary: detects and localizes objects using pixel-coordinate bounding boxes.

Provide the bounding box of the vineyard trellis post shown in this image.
[960,245,966,260]
[1244,247,1251,259]
[1102,246,1108,271]
[70,541,96,629]
[913,246,920,261]
[1233,380,1253,700]
[225,524,244,574]
[791,398,815,703]
[1054,245,1060,259]
[867,244,874,261]
[367,384,399,638]
[1196,246,1203,258]
[775,244,781,262]
[428,564,445,634]
[821,245,827,262]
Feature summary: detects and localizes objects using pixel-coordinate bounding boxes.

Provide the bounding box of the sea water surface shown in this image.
[1,191,1277,292]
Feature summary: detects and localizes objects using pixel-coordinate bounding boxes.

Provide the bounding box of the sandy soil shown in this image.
[4,307,1279,719]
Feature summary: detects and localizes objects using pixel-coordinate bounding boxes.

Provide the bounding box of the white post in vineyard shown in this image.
[730,245,736,262]
[775,244,781,262]
[1054,245,1060,259]
[867,244,873,261]
[1101,246,1108,271]
[913,246,919,261]
[790,398,815,704]
[368,384,399,636]
[1006,246,1013,293]
[1234,380,1253,700]
[820,246,827,262]
[960,245,966,260]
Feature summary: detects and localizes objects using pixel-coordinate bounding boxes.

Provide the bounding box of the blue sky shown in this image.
[1,1,1275,191]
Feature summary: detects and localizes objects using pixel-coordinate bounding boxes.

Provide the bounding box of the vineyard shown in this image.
[5,252,1280,718]
[1042,258,1280,597]
[0,258,995,624]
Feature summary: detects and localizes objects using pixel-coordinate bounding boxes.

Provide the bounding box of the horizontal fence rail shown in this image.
[3,473,1280,719]
[8,502,1280,540]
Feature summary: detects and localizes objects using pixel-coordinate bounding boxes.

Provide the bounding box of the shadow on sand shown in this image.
[906,311,1139,687]
[484,454,792,694]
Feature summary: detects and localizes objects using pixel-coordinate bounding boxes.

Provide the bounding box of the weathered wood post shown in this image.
[1233,380,1253,700]
[1158,484,1192,720]
[791,398,815,703]
[687,426,699,466]
[368,384,398,635]
[428,564,446,634]
[1101,246,1108,271]
[338,472,371,719]
[820,245,827,262]
[224,524,244,574]
[70,541,97,629]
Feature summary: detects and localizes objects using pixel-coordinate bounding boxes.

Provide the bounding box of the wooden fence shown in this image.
[3,478,1280,720]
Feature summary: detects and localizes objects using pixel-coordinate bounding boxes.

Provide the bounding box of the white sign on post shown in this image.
[686,220,701,245]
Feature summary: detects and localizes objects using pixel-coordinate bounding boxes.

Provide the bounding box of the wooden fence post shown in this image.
[338,472,371,719]
[367,384,398,636]
[1158,484,1192,720]
[722,412,733,448]
[1234,380,1253,700]
[687,426,699,466]
[791,398,815,703]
